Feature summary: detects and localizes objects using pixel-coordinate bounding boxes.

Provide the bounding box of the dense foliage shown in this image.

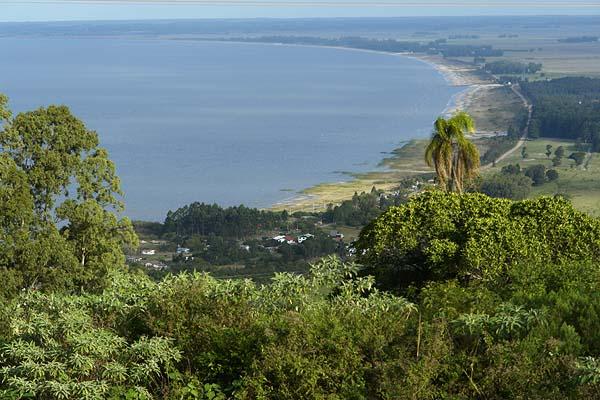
[357,191,600,290]
[0,96,137,296]
[322,187,407,227]
[2,252,600,398]
[484,60,542,75]
[478,173,533,200]
[521,77,600,149]
[163,203,288,239]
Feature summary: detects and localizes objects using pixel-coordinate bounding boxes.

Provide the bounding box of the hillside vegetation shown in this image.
[1,93,600,398]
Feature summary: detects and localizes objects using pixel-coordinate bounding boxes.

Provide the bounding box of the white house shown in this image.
[298,234,314,243]
[176,246,191,254]
[145,262,167,270]
[141,249,156,256]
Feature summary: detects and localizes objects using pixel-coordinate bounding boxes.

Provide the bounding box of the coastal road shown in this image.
[481,83,532,169]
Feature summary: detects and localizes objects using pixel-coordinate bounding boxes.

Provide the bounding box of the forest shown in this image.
[483,60,543,75]
[1,91,600,399]
[161,203,288,239]
[215,36,504,58]
[521,77,600,150]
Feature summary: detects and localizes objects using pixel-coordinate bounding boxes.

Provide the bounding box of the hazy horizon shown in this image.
[1,0,599,23]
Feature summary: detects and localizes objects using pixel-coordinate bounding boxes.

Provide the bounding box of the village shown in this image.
[126,228,350,273]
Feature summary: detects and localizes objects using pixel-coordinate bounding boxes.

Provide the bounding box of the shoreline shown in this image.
[175,38,485,88]
[169,39,496,212]
[262,46,492,211]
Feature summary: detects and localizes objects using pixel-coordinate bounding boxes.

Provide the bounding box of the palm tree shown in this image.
[424,112,480,193]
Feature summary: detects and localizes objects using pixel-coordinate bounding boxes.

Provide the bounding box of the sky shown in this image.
[0,1,599,22]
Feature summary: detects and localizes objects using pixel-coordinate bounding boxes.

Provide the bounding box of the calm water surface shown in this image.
[0,38,461,220]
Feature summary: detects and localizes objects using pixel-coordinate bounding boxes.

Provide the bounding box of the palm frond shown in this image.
[424,112,479,193]
[449,111,476,135]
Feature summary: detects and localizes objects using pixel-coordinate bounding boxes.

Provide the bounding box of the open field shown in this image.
[486,138,600,217]
[405,21,600,77]
[451,85,524,133]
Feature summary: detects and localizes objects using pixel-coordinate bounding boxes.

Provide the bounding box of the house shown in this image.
[273,235,286,243]
[329,230,344,239]
[145,262,167,270]
[285,235,296,245]
[176,246,191,254]
[240,245,251,252]
[141,249,156,256]
[298,233,314,244]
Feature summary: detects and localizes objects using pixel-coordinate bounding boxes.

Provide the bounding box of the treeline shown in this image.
[484,60,542,75]
[216,36,504,58]
[322,187,408,227]
[167,230,339,278]
[558,36,598,43]
[162,202,288,239]
[521,77,600,150]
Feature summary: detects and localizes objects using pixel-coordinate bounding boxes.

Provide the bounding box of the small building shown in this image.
[285,235,296,245]
[298,234,314,244]
[145,262,167,270]
[329,230,344,239]
[273,235,286,243]
[176,246,191,254]
[141,249,156,256]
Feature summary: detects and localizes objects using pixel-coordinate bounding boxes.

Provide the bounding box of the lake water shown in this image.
[0,37,461,220]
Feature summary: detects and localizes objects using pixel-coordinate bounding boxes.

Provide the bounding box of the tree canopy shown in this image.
[356,191,600,290]
[0,97,137,295]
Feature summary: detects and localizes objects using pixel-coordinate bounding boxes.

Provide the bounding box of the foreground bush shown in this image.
[0,253,599,399]
[356,191,600,289]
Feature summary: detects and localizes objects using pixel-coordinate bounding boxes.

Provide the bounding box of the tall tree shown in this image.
[0,97,138,293]
[424,112,480,193]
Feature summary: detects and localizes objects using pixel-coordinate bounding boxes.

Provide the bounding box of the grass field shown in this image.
[462,85,525,133]
[486,138,600,216]
[407,24,600,77]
